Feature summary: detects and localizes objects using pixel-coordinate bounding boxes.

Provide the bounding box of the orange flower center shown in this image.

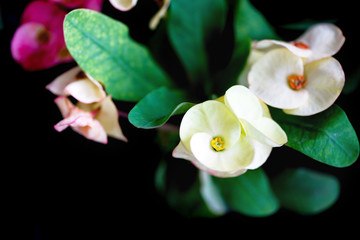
[288,74,306,90]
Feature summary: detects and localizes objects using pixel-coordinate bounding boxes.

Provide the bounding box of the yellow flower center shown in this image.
[288,74,306,90]
[211,137,226,152]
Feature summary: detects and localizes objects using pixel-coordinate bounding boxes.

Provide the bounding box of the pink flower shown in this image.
[48,67,127,143]
[49,0,104,11]
[11,0,104,71]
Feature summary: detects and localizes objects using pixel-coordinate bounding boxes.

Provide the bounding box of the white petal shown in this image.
[238,49,265,87]
[284,57,345,116]
[109,0,138,11]
[225,85,263,122]
[297,23,345,63]
[46,66,82,96]
[255,39,312,58]
[248,48,308,109]
[172,141,198,162]
[190,133,254,173]
[242,117,287,147]
[65,78,106,104]
[246,138,272,169]
[179,100,241,151]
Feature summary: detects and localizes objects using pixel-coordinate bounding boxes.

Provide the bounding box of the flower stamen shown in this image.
[211,137,226,152]
[288,74,306,90]
[292,41,309,49]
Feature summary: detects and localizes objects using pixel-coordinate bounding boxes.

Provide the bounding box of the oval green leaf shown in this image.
[213,168,279,217]
[128,87,194,129]
[272,168,340,215]
[64,9,172,101]
[271,105,359,167]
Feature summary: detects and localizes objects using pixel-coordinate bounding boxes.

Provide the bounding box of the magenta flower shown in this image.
[11,0,103,71]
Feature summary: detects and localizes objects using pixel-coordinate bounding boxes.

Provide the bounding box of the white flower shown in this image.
[248,48,345,116]
[173,85,287,177]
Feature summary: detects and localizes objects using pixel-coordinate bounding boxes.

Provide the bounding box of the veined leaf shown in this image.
[213,168,279,217]
[64,9,172,101]
[271,105,359,167]
[272,168,340,215]
[128,87,194,129]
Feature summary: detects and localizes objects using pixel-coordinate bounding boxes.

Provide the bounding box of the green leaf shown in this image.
[155,158,219,218]
[271,105,360,167]
[167,0,227,85]
[64,9,172,101]
[213,169,279,217]
[233,0,279,42]
[272,168,340,215]
[128,87,194,129]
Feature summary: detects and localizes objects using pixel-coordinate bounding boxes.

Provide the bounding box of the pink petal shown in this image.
[54,96,76,118]
[21,1,67,30]
[54,97,108,144]
[11,23,58,71]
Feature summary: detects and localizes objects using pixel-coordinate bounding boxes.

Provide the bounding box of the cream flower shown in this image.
[109,0,138,11]
[173,85,287,177]
[248,48,345,116]
[254,23,345,64]
[47,67,127,143]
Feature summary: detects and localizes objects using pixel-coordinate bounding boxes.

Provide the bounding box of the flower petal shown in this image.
[179,100,241,151]
[284,57,345,116]
[238,49,265,87]
[245,138,272,169]
[248,48,308,109]
[54,96,75,118]
[297,23,345,63]
[46,66,82,96]
[190,132,254,173]
[225,85,263,122]
[96,96,127,142]
[65,78,106,104]
[242,117,287,147]
[255,39,312,58]
[109,0,138,11]
[149,0,171,30]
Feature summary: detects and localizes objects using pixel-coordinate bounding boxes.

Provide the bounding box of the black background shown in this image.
[2,0,360,238]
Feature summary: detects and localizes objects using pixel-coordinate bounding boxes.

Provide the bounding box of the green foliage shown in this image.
[272,168,340,214]
[167,0,228,87]
[233,0,279,42]
[128,87,194,129]
[64,9,172,101]
[213,169,279,217]
[271,105,359,167]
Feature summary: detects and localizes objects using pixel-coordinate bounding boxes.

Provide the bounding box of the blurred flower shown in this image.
[109,0,171,29]
[49,0,104,11]
[173,85,287,177]
[47,67,127,143]
[248,48,345,116]
[11,0,103,71]
[109,0,138,11]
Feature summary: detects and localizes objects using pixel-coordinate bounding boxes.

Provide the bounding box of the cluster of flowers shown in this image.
[173,23,345,177]
[11,1,346,178]
[11,0,104,71]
